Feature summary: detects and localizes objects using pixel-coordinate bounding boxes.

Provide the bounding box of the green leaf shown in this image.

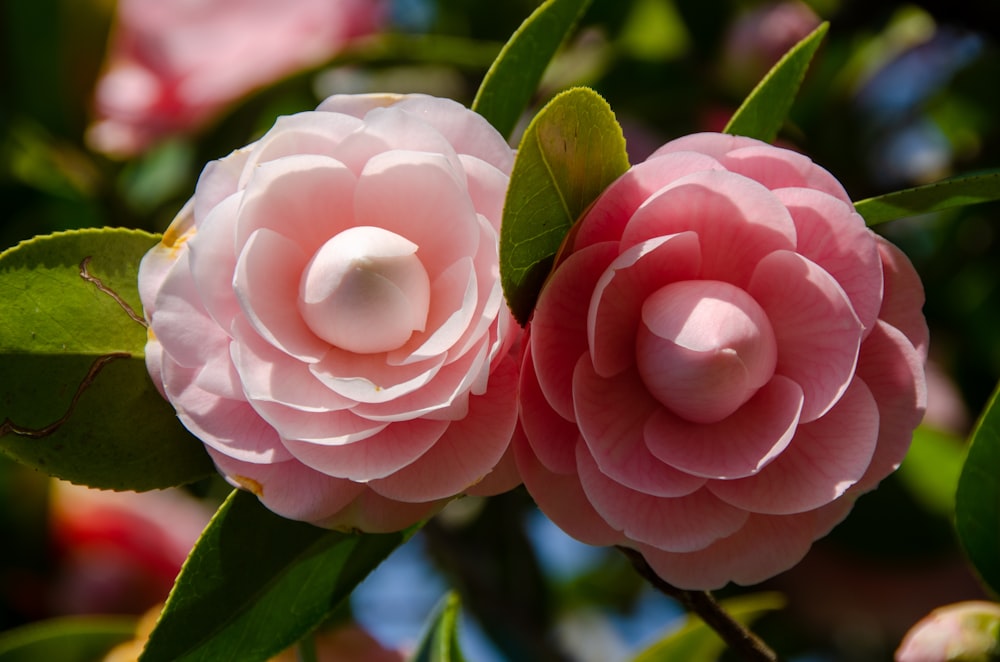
[409,592,465,662]
[955,382,1000,597]
[854,170,1000,226]
[0,616,136,662]
[472,0,592,140]
[140,490,414,662]
[723,22,829,143]
[0,229,213,490]
[500,87,629,325]
[631,592,786,662]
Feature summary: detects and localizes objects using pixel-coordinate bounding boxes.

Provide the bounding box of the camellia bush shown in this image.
[2,0,1000,660]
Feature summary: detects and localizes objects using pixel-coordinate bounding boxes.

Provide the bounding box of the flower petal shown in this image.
[282,417,448,481]
[234,227,328,362]
[876,236,929,360]
[518,343,580,474]
[588,232,702,377]
[367,352,518,502]
[850,320,927,494]
[530,242,619,420]
[708,379,880,514]
[716,144,853,205]
[774,187,883,337]
[645,375,804,479]
[573,358,707,497]
[621,170,797,287]
[748,250,862,422]
[577,446,748,552]
[513,429,623,547]
[186,192,242,329]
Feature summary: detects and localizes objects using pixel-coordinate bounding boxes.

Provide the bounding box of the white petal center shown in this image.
[298,226,430,353]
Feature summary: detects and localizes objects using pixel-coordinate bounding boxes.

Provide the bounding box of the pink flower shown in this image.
[896,601,1000,661]
[88,0,386,157]
[139,93,521,532]
[514,132,928,589]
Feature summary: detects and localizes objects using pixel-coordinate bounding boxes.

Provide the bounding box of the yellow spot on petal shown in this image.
[162,223,195,250]
[233,475,264,496]
[147,327,157,342]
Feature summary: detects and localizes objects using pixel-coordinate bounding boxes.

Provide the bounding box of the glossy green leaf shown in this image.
[500,87,629,325]
[472,0,592,140]
[410,592,465,662]
[0,616,136,662]
[955,382,1000,597]
[854,170,1000,226]
[0,229,213,490]
[140,490,415,662]
[723,22,829,143]
[631,592,786,662]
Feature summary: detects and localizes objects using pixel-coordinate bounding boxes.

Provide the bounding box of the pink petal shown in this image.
[366,354,519,502]
[573,358,707,497]
[708,379,880,514]
[351,341,488,421]
[774,187,883,337]
[588,232,703,377]
[316,92,404,118]
[353,150,479,280]
[234,155,359,255]
[186,192,241,329]
[645,375,804,479]
[649,132,764,161]
[234,227,329,362]
[230,317,354,412]
[236,111,365,189]
[849,320,927,494]
[309,345,444,404]
[207,447,365,524]
[458,155,510,230]
[577,446,748,552]
[386,257,477,367]
[636,509,824,590]
[518,344,580,474]
[393,94,515,173]
[620,170,797,288]
[465,443,522,496]
[151,249,232,370]
[160,357,290,463]
[282,417,448,481]
[513,429,623,547]
[193,147,252,225]
[876,236,929,360]
[748,250,863,422]
[572,151,724,251]
[719,144,853,205]
[530,242,619,420]
[138,200,194,317]
[317,488,446,534]
[332,105,464,177]
[250,397,387,446]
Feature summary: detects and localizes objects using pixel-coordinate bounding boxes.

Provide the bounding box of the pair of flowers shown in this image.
[140,93,926,590]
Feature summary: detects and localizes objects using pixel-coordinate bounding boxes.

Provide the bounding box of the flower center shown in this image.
[635,280,776,423]
[298,226,430,353]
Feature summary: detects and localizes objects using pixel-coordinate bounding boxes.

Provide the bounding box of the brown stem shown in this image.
[617,546,778,662]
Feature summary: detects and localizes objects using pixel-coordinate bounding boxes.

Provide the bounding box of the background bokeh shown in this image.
[2,0,998,660]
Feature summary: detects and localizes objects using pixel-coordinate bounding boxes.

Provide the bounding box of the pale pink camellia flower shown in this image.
[139,93,521,532]
[87,0,386,157]
[515,132,928,589]
[896,601,1000,661]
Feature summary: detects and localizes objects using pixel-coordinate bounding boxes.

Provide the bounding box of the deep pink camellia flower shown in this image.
[88,0,386,157]
[139,94,521,532]
[515,132,928,589]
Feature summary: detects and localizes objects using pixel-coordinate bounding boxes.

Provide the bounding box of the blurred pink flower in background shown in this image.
[895,601,1000,661]
[139,93,521,533]
[48,481,211,615]
[515,132,928,590]
[87,0,387,157]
